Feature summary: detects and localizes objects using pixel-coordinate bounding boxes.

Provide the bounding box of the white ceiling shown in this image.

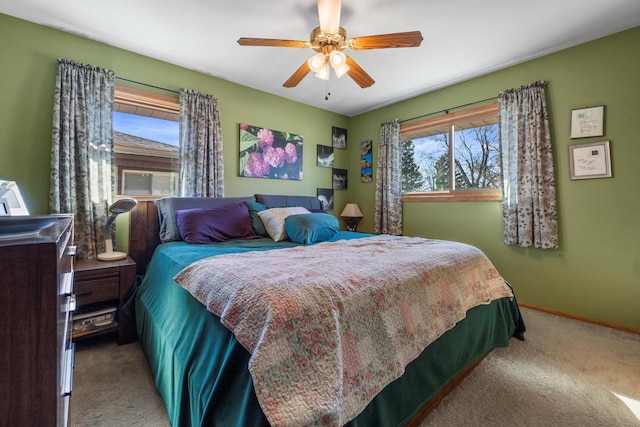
[2,0,639,117]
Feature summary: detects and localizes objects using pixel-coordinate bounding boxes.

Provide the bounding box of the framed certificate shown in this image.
[570,106,604,138]
[569,141,611,180]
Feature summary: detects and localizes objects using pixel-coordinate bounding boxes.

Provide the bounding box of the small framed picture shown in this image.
[316,188,334,211]
[570,106,604,138]
[317,145,334,168]
[332,168,347,190]
[569,141,611,180]
[332,126,347,149]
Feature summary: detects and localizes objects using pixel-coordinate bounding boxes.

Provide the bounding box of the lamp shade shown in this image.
[340,203,363,218]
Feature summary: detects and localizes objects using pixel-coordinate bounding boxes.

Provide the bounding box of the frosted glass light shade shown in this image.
[308,53,326,73]
[332,63,350,78]
[329,50,347,67]
[315,63,330,80]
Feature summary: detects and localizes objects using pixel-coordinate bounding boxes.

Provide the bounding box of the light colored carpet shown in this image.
[70,308,640,426]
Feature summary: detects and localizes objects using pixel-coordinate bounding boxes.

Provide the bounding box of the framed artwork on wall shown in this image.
[239,123,303,180]
[360,139,372,182]
[316,188,334,211]
[332,126,347,149]
[570,106,604,138]
[317,145,334,168]
[332,168,347,190]
[569,140,611,180]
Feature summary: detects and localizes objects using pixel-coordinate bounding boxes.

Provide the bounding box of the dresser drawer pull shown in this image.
[68,295,76,312]
[60,272,74,296]
[61,343,75,397]
[66,245,77,257]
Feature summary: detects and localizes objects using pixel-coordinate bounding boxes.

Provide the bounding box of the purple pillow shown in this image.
[175,202,258,244]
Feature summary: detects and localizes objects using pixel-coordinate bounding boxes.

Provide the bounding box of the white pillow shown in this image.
[257,207,311,242]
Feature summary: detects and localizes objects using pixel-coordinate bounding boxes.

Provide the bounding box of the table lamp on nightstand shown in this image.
[97,198,137,261]
[340,203,363,232]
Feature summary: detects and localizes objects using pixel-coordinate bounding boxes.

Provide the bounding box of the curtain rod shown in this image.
[398,96,498,124]
[116,77,180,94]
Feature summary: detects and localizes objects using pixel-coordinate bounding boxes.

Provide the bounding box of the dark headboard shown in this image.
[129,200,161,276]
[255,194,322,210]
[128,195,322,275]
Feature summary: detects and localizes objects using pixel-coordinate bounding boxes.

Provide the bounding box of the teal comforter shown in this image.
[135,232,524,427]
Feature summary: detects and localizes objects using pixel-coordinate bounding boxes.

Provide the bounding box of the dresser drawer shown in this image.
[74,277,120,305]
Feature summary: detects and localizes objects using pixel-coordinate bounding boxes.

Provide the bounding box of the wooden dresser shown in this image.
[0,215,75,427]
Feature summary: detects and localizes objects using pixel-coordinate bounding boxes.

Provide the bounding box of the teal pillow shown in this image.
[285,213,339,245]
[245,200,268,236]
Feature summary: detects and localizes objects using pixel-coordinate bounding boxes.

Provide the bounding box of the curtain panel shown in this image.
[499,81,558,249]
[375,119,403,235]
[178,89,224,197]
[50,59,115,260]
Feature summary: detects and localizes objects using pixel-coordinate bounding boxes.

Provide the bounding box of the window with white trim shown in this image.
[400,102,501,202]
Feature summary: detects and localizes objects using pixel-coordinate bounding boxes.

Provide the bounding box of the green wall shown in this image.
[2,12,639,329]
[0,13,350,215]
[349,27,640,329]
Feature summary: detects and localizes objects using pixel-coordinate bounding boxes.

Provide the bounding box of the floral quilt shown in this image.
[174,235,514,427]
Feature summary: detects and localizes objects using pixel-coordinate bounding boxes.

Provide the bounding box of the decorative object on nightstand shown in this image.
[97,198,137,261]
[341,203,363,232]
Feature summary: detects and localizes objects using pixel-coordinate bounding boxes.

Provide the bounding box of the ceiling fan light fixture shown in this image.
[308,52,326,73]
[315,63,330,80]
[332,63,350,78]
[329,50,347,67]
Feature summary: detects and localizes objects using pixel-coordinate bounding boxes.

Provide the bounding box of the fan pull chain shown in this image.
[325,79,331,101]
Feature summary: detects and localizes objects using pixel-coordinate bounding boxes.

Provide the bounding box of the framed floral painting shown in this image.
[239,123,303,180]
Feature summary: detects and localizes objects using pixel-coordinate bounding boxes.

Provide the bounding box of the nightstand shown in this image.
[72,256,137,345]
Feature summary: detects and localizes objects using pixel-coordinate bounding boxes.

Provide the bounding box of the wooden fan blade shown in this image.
[345,56,375,88]
[237,38,308,48]
[283,61,312,88]
[317,0,341,34]
[348,31,423,50]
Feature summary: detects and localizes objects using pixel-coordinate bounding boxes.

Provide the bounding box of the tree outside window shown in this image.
[400,102,501,201]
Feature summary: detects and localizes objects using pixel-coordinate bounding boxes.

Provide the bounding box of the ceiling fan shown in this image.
[237,0,423,89]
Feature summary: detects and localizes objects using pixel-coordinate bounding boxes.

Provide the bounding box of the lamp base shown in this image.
[344,218,360,232]
[97,251,127,261]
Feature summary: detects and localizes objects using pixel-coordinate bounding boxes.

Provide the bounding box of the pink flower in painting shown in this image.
[263,146,285,168]
[244,152,270,177]
[257,128,274,149]
[240,123,249,131]
[284,142,297,164]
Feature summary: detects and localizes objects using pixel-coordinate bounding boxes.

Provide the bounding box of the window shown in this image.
[113,85,180,197]
[400,102,501,201]
[121,169,177,196]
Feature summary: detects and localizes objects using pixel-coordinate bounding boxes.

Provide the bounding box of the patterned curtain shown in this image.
[499,81,558,249]
[374,119,403,235]
[178,89,224,197]
[50,59,115,260]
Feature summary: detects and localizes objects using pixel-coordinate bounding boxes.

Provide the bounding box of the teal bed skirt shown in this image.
[135,233,524,427]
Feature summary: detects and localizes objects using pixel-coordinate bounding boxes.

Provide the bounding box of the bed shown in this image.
[129,194,525,427]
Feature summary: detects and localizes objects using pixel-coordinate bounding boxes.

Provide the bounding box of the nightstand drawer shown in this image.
[74,277,119,305]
